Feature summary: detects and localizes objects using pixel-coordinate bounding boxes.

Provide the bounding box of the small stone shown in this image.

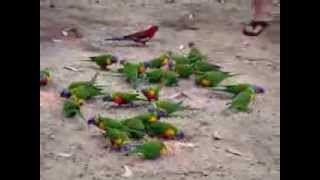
[48,134,55,140]
[213,131,222,140]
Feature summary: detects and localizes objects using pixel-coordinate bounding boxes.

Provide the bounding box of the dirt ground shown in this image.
[40,0,280,180]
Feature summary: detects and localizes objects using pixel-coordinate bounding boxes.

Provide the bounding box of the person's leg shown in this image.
[243,0,272,36]
[252,0,272,21]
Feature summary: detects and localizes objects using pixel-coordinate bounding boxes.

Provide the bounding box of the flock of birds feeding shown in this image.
[40,26,265,160]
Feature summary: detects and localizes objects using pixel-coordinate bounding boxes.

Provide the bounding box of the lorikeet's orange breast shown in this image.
[106,59,112,65]
[201,79,212,87]
[148,115,158,123]
[160,147,167,155]
[98,122,106,130]
[146,90,157,100]
[162,58,169,65]
[163,128,176,139]
[114,96,125,105]
[138,65,146,74]
[111,138,123,147]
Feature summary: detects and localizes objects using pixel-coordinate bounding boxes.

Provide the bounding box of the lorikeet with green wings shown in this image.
[60,73,104,100]
[62,97,85,120]
[40,68,52,86]
[87,115,147,139]
[145,69,178,86]
[104,127,130,150]
[81,54,118,70]
[144,53,171,69]
[171,53,191,65]
[145,69,165,83]
[103,91,148,106]
[87,115,124,131]
[127,140,168,160]
[118,62,146,89]
[227,87,257,112]
[212,84,265,96]
[121,117,146,139]
[141,85,161,101]
[145,121,184,140]
[131,113,160,125]
[148,100,184,117]
[192,61,221,73]
[187,47,207,64]
[164,70,179,86]
[174,63,193,78]
[195,70,237,87]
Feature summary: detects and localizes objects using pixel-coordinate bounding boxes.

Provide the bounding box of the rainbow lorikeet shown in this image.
[164,70,179,86]
[145,69,178,86]
[227,87,257,112]
[62,97,85,120]
[195,70,237,87]
[105,25,159,45]
[131,113,161,125]
[87,115,147,139]
[145,69,165,83]
[174,63,193,78]
[40,68,52,86]
[118,62,146,89]
[141,85,161,101]
[127,140,167,160]
[104,127,130,150]
[81,54,118,70]
[120,117,146,139]
[145,121,184,140]
[103,91,148,106]
[144,53,171,69]
[171,53,192,65]
[60,73,104,100]
[148,100,184,117]
[87,115,123,131]
[187,47,207,64]
[192,61,221,73]
[212,84,265,96]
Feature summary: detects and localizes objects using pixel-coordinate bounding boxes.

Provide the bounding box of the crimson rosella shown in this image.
[105,25,159,45]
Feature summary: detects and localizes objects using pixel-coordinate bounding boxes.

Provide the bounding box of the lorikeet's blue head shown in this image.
[87,116,96,125]
[252,85,265,94]
[111,56,118,63]
[103,95,112,101]
[176,131,185,140]
[141,88,147,94]
[143,61,151,68]
[60,89,71,98]
[147,105,156,113]
[119,144,137,153]
[156,110,167,118]
[168,59,174,70]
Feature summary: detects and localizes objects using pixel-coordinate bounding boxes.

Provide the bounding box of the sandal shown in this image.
[243,21,269,36]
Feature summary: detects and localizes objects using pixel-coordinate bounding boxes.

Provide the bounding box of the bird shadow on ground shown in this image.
[104,103,148,110]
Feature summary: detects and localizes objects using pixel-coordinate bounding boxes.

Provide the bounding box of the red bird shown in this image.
[105,25,159,45]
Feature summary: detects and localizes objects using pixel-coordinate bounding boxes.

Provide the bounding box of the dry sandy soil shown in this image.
[40,0,280,180]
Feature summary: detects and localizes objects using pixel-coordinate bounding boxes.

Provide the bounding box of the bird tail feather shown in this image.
[105,37,128,41]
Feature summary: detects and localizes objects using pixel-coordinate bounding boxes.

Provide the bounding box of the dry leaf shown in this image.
[64,66,80,72]
[225,148,243,156]
[61,30,68,36]
[121,165,133,177]
[57,153,72,158]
